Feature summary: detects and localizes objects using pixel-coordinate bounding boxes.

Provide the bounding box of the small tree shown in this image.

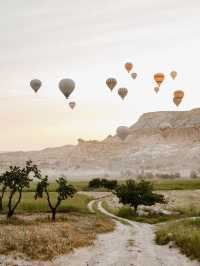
[35,176,76,222]
[114,180,165,213]
[2,160,41,218]
[89,178,102,188]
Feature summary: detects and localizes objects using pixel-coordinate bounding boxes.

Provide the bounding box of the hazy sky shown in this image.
[1,0,200,151]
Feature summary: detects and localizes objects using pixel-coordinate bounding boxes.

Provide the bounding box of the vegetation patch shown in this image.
[0,213,115,261]
[156,218,200,261]
[102,201,180,224]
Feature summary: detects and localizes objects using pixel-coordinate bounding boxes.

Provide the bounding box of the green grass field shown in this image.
[22,179,200,193]
[152,179,200,191]
[1,193,91,214]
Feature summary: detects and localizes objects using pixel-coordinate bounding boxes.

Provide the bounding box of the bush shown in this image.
[89,178,118,190]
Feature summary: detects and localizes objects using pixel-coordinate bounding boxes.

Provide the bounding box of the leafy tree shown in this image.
[114,180,165,213]
[89,178,102,188]
[2,160,41,218]
[35,176,76,222]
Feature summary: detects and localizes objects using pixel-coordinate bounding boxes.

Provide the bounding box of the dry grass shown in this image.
[0,213,115,261]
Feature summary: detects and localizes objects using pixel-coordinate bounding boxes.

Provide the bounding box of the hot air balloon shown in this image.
[69,101,76,109]
[125,62,133,73]
[106,78,117,91]
[154,73,165,87]
[116,126,130,141]
[59,79,75,99]
[170,70,177,80]
[173,90,184,106]
[154,87,159,93]
[30,79,42,93]
[118,88,128,100]
[174,90,184,99]
[131,73,137,80]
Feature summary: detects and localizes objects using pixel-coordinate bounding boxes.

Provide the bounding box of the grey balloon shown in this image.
[59,79,75,99]
[116,126,130,141]
[30,79,42,93]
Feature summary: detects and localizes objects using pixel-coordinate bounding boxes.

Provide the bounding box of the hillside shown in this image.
[1,108,200,180]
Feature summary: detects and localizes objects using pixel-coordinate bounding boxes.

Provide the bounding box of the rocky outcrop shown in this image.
[1,108,200,180]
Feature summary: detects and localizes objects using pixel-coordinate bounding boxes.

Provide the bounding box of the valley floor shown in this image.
[1,197,199,266]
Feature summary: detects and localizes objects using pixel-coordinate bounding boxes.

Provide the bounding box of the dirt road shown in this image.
[54,199,199,266]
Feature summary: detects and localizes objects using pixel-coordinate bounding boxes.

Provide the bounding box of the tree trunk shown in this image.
[51,209,56,222]
[0,188,6,211]
[7,209,14,218]
[134,204,139,214]
[0,196,2,211]
[7,190,22,219]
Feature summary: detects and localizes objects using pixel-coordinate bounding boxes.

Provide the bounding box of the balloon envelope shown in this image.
[170,71,177,80]
[59,79,75,99]
[174,90,184,99]
[30,79,42,93]
[131,73,137,80]
[69,101,76,109]
[106,78,117,91]
[118,88,128,100]
[154,73,165,87]
[116,126,130,141]
[125,62,133,73]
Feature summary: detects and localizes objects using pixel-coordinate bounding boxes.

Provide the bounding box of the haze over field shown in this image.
[1,0,200,151]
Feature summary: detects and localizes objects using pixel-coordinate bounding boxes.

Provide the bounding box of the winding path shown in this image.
[55,198,199,266]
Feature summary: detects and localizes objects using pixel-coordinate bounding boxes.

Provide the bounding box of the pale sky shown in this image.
[0,0,200,151]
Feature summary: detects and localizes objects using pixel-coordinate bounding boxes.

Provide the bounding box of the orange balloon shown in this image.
[118,88,128,100]
[125,62,133,73]
[174,90,184,99]
[154,73,165,87]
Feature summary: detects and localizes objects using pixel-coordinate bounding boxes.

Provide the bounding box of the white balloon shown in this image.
[59,79,75,99]
[116,126,130,140]
[30,79,42,93]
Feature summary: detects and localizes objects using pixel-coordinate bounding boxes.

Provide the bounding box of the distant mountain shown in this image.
[1,108,200,180]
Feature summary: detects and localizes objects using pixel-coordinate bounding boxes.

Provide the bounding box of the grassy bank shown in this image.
[156,218,200,261]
